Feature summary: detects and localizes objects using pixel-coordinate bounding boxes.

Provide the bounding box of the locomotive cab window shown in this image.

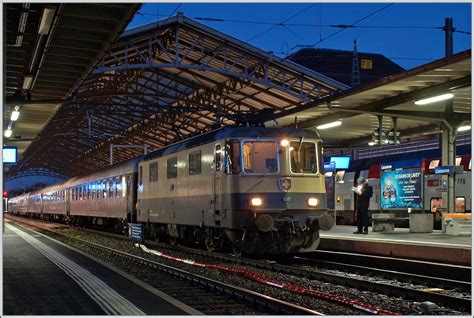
[167,157,178,179]
[242,140,278,174]
[225,139,241,174]
[289,141,318,174]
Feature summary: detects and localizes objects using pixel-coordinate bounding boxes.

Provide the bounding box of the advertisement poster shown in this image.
[381,168,422,209]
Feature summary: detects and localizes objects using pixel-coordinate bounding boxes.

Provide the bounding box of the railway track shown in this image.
[6,216,320,315]
[140,240,471,312]
[306,250,471,282]
[7,215,471,314]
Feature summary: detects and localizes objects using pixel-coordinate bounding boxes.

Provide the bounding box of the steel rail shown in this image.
[308,250,471,282]
[141,242,471,312]
[8,215,470,312]
[293,256,470,292]
[6,216,322,316]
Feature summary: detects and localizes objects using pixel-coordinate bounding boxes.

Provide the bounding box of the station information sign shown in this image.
[381,168,423,209]
[434,165,454,175]
[128,223,144,243]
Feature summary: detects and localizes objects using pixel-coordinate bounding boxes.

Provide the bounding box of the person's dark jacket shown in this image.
[356,184,373,212]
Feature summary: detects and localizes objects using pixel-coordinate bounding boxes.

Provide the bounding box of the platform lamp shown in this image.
[387,129,400,144]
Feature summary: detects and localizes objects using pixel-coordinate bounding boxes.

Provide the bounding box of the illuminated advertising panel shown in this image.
[3,147,17,164]
[329,156,350,169]
[380,168,423,209]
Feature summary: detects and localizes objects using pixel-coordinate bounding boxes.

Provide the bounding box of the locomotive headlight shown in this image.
[280,139,289,147]
[307,197,319,207]
[251,197,262,207]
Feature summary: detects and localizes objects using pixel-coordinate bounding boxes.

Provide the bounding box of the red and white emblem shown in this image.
[279,177,292,192]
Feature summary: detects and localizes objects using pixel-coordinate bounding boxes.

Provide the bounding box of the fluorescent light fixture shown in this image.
[4,129,12,138]
[414,93,454,105]
[457,125,471,132]
[11,110,20,121]
[317,120,342,130]
[22,75,33,90]
[38,7,55,35]
[368,141,376,146]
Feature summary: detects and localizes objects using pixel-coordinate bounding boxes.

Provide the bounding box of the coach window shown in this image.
[139,166,143,190]
[115,177,121,197]
[215,145,222,172]
[122,176,127,197]
[102,180,107,198]
[149,162,158,182]
[127,176,131,197]
[189,151,201,175]
[289,141,317,174]
[108,179,114,198]
[225,139,241,174]
[242,140,278,174]
[167,157,178,179]
[91,182,96,199]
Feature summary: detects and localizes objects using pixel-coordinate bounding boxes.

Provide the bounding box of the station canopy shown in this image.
[9,14,347,177]
[4,3,140,159]
[272,50,471,148]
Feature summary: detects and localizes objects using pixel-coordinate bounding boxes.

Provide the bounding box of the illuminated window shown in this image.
[455,197,466,213]
[429,160,440,170]
[108,179,114,198]
[289,141,317,174]
[430,198,442,213]
[243,140,278,174]
[102,180,107,198]
[122,176,127,197]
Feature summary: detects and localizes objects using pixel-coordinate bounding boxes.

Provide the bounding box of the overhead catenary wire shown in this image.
[137,11,443,30]
[308,3,395,47]
[245,3,317,43]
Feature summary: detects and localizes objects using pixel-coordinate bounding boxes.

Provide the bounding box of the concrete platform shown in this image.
[319,225,471,266]
[3,219,200,315]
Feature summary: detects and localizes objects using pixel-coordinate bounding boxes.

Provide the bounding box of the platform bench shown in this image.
[443,213,471,236]
[372,213,395,232]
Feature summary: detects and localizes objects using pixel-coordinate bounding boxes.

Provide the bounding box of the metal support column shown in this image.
[440,121,456,232]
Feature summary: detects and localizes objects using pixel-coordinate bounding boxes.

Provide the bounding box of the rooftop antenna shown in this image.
[351,39,361,88]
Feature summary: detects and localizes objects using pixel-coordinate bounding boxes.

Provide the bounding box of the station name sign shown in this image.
[434,165,454,175]
[128,223,144,242]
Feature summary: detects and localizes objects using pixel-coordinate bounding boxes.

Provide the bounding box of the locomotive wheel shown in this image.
[232,244,242,257]
[169,236,177,246]
[205,237,216,253]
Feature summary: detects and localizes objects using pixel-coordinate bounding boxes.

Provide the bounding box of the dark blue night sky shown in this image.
[127,2,471,70]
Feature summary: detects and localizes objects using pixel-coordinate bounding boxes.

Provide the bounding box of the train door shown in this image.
[213,143,225,226]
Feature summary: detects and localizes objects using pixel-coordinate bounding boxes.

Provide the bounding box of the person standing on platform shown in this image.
[353,177,373,234]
